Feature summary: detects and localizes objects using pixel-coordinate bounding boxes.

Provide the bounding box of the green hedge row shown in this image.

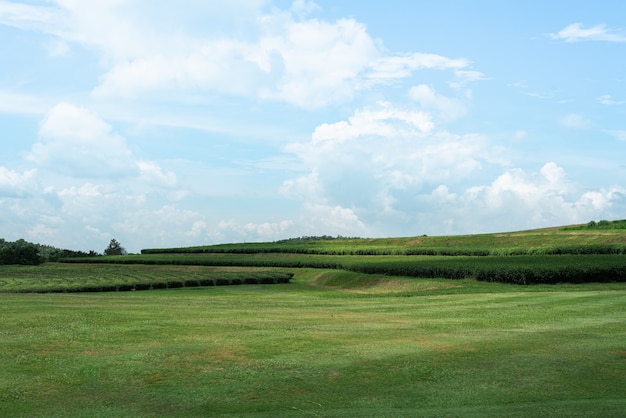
[140,244,626,256]
[345,255,626,284]
[62,254,345,269]
[3,272,293,294]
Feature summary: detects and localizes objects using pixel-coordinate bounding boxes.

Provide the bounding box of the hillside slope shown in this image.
[142,221,626,255]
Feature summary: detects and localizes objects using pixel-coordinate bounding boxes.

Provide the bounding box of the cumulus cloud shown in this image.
[426,163,626,233]
[0,167,37,197]
[283,101,495,234]
[463,162,568,210]
[0,101,188,251]
[27,102,177,187]
[301,203,367,235]
[311,101,434,144]
[256,16,382,107]
[29,102,136,177]
[280,170,324,202]
[408,84,467,121]
[1,1,479,109]
[218,219,295,241]
[42,1,384,107]
[283,97,626,237]
[137,161,177,187]
[550,23,626,42]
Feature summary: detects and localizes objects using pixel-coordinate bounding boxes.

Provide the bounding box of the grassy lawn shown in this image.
[1,268,625,417]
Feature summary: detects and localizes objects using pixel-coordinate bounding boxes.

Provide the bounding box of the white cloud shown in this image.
[408,84,467,121]
[550,23,626,42]
[311,101,434,144]
[450,70,488,88]
[57,183,102,199]
[290,0,320,16]
[0,178,153,250]
[302,203,366,235]
[137,161,177,187]
[0,90,53,115]
[55,183,144,221]
[0,167,37,197]
[0,1,64,32]
[284,102,495,232]
[28,102,177,186]
[540,161,566,184]
[115,204,210,247]
[437,163,625,231]
[49,1,383,107]
[367,52,469,80]
[256,16,380,107]
[0,1,481,109]
[280,170,324,202]
[37,188,212,251]
[29,102,136,177]
[39,102,115,140]
[430,185,458,209]
[218,218,295,241]
[596,94,625,105]
[91,40,270,99]
[558,113,590,129]
[26,223,57,242]
[577,189,625,211]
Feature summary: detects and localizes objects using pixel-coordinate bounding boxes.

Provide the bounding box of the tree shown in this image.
[104,239,127,256]
[0,239,42,265]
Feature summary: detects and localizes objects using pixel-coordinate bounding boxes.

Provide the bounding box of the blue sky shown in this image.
[1,0,625,253]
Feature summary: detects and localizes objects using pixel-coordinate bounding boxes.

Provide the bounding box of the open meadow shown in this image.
[1,266,625,417]
[2,224,626,416]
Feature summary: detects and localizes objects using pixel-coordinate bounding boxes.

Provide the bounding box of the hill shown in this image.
[57,219,626,286]
[141,220,626,256]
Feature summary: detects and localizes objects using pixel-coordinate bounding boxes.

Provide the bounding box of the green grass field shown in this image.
[1,266,625,417]
[3,225,625,416]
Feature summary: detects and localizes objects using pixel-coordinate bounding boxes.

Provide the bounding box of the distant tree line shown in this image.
[276,235,362,242]
[585,220,626,229]
[562,219,626,231]
[0,238,124,265]
[0,239,43,265]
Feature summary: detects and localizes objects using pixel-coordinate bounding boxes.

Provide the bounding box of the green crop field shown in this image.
[2,223,626,416]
